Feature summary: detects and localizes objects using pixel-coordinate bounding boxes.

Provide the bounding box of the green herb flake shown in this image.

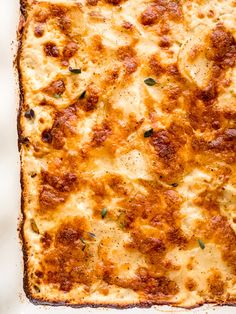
[53,93,62,99]
[69,67,82,74]
[101,207,107,219]
[80,237,86,245]
[31,219,39,234]
[144,78,157,86]
[80,237,86,250]
[144,128,153,138]
[120,222,125,229]
[79,90,86,99]
[198,239,205,250]
[87,232,96,238]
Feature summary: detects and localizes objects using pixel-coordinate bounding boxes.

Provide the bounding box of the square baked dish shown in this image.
[18,0,236,308]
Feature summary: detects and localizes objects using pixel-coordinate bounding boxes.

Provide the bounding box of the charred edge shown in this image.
[16,2,236,309]
[17,34,24,152]
[20,0,27,17]
[24,295,236,310]
[17,4,26,152]
[17,0,31,302]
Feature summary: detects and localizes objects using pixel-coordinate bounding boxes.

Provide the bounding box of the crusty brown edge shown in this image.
[17,0,29,305]
[17,0,236,310]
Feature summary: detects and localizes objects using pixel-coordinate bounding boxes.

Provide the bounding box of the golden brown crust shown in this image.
[19,0,236,309]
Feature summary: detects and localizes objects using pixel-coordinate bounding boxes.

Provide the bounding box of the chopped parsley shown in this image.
[144,128,153,138]
[53,93,62,99]
[80,237,86,250]
[87,232,96,238]
[101,207,107,219]
[144,77,157,86]
[80,237,86,245]
[120,222,125,229]
[69,67,82,74]
[30,219,39,234]
[198,239,205,250]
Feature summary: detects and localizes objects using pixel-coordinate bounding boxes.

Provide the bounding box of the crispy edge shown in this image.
[16,1,236,309]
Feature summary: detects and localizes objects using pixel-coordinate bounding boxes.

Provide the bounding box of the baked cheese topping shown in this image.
[19,0,236,308]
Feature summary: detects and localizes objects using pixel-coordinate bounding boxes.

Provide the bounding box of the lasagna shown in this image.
[18,0,236,308]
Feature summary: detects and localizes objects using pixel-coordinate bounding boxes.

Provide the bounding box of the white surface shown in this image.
[0,1,235,313]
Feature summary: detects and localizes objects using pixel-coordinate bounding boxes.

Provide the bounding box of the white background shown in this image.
[0,1,235,313]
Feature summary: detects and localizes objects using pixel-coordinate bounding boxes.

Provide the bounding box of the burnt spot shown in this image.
[41,129,52,144]
[35,270,44,278]
[159,35,171,48]
[122,21,133,30]
[212,120,221,130]
[140,1,182,26]
[34,8,49,23]
[117,46,136,60]
[197,82,217,102]
[92,123,112,147]
[39,169,78,211]
[41,232,52,249]
[34,24,44,37]
[124,58,138,74]
[208,25,236,67]
[50,5,67,18]
[167,228,187,247]
[117,46,138,74]
[43,79,65,97]
[135,269,179,296]
[86,0,99,5]
[193,128,236,155]
[42,171,77,193]
[77,84,100,111]
[21,137,30,146]
[165,0,182,20]
[185,278,197,291]
[105,0,123,4]
[188,101,224,132]
[39,185,66,209]
[44,42,59,58]
[166,64,180,77]
[63,42,78,60]
[207,272,225,297]
[58,15,71,32]
[55,226,82,247]
[151,130,177,159]
[137,236,166,254]
[149,55,165,76]
[208,128,236,152]
[85,94,99,111]
[50,106,77,149]
[141,6,159,26]
[40,217,91,292]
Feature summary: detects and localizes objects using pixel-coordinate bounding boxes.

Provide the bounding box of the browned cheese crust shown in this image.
[18,0,236,308]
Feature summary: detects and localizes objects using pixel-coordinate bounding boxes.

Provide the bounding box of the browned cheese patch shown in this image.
[19,0,236,308]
